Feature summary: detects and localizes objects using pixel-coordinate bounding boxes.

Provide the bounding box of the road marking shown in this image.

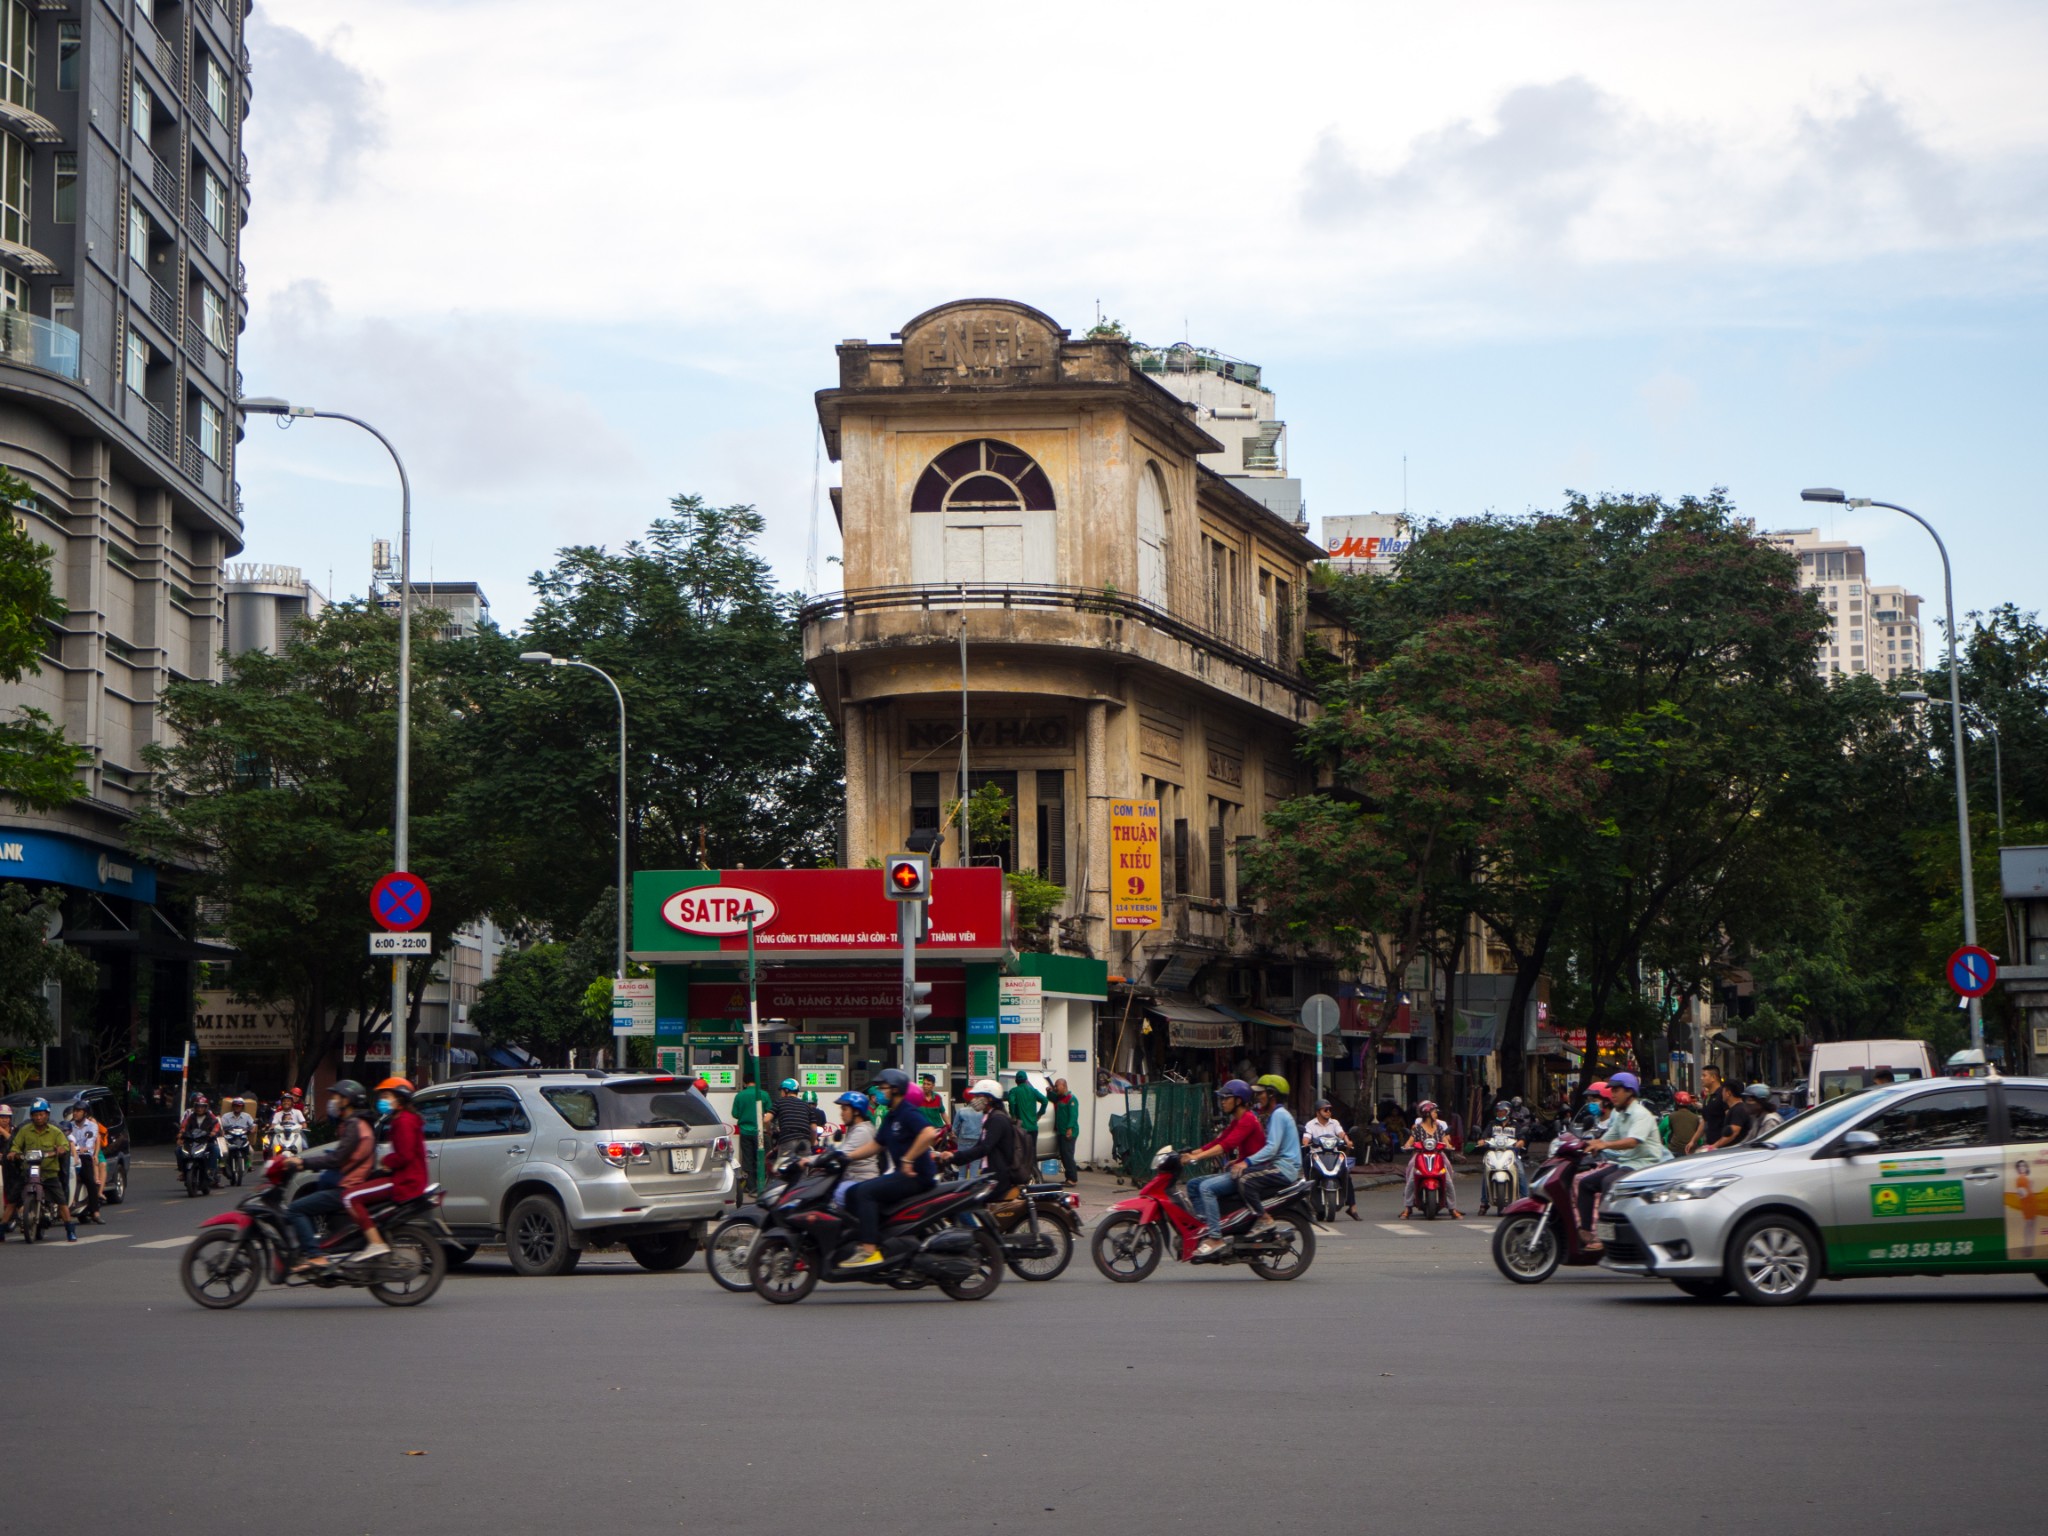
[1377,1223,1425,1237]
[133,1237,192,1250]
[57,1232,130,1246]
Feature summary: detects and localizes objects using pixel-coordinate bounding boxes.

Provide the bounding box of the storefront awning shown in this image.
[1148,1000,1242,1049]
[1217,1005,1297,1031]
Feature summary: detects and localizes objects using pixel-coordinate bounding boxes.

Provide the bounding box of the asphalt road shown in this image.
[8,1160,2046,1534]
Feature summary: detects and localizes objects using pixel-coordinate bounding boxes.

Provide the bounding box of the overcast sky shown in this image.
[238,1,2048,627]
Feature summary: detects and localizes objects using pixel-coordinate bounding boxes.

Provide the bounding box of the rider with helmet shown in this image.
[1401,1099,1462,1220]
[1302,1099,1359,1219]
[178,1093,222,1189]
[822,1091,881,1203]
[841,1067,942,1269]
[7,1098,76,1240]
[282,1080,378,1271]
[942,1079,1027,1198]
[1180,1079,1268,1258]
[1577,1071,1665,1247]
[0,1100,17,1234]
[1239,1074,1301,1233]
[331,1076,432,1262]
[771,1078,826,1164]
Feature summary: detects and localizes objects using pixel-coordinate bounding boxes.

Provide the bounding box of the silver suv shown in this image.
[412,1070,737,1276]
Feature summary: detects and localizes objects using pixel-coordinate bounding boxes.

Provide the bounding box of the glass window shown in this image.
[199,281,227,348]
[125,327,147,395]
[131,79,150,145]
[200,165,227,234]
[910,770,939,839]
[1035,769,1066,887]
[0,1,32,110]
[413,1093,455,1138]
[0,129,26,245]
[1861,1088,1988,1152]
[540,1088,600,1131]
[602,1082,723,1128]
[129,202,148,268]
[452,1089,530,1137]
[53,151,75,223]
[50,283,72,330]
[911,439,1055,514]
[57,21,78,92]
[202,52,229,123]
[0,266,21,310]
[196,397,222,462]
[2007,1087,2048,1144]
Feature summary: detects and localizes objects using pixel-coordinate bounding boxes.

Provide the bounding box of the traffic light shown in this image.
[884,853,930,901]
[909,980,934,1025]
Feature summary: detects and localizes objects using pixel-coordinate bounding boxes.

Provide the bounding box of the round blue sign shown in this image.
[1947,945,1996,998]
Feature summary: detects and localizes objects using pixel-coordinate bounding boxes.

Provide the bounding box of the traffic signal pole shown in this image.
[900,899,919,1074]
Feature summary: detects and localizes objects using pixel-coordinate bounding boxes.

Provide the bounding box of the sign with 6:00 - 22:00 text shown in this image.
[1109,799,1160,929]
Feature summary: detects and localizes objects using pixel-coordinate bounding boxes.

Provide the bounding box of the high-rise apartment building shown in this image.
[0,1,251,1076]
[1130,341,1305,529]
[1762,528,1925,682]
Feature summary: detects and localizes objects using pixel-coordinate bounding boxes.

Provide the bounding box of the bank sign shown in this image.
[632,868,1007,961]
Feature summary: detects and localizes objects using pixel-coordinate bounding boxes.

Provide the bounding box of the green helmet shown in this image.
[1255,1073,1291,1098]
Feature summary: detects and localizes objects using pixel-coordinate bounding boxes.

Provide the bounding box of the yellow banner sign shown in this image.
[1109,798,1161,929]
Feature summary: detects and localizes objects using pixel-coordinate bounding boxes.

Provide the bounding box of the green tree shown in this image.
[0,884,95,1046]
[472,895,624,1063]
[454,496,842,935]
[132,602,497,1084]
[0,469,88,808]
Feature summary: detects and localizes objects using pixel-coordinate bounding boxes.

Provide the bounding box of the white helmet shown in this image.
[969,1079,1003,1102]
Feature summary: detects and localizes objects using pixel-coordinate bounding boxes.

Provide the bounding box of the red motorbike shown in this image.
[1089,1147,1316,1282]
[1407,1137,1452,1219]
[1490,1130,1603,1283]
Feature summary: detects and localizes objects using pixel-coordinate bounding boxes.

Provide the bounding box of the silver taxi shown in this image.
[1601,1075,2048,1305]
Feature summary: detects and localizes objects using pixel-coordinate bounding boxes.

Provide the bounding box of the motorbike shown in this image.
[223,1127,251,1187]
[745,1150,1005,1304]
[177,1132,214,1198]
[1408,1137,1451,1219]
[1479,1126,1522,1216]
[983,1181,1081,1281]
[1305,1132,1350,1223]
[705,1174,789,1293]
[1490,1130,1605,1284]
[179,1153,452,1309]
[11,1152,68,1241]
[1089,1147,1316,1282]
[266,1122,308,1159]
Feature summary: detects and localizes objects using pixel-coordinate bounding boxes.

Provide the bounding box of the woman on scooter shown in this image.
[1575,1071,1665,1250]
[1401,1100,1460,1220]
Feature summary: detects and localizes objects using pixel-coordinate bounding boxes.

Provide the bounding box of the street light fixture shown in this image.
[521,652,630,1069]
[1803,487,1983,1050]
[240,395,417,1074]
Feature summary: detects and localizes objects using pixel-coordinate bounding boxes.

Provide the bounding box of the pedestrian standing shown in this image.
[1690,1066,1726,1153]
[65,1102,102,1223]
[950,1091,985,1175]
[1007,1071,1048,1164]
[1050,1077,1080,1185]
[731,1071,773,1193]
[1702,1079,1752,1153]
[917,1074,946,1129]
[1665,1092,1702,1159]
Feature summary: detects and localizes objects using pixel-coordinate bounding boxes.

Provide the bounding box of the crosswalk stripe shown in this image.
[58,1232,129,1246]
[132,1237,192,1250]
[1376,1223,1424,1237]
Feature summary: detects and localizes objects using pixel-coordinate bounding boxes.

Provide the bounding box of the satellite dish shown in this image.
[41,906,62,941]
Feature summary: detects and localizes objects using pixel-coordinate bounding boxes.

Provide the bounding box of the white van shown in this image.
[1805,1039,1938,1106]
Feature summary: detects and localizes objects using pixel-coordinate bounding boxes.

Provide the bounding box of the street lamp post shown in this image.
[521,653,629,1069]
[1803,488,1983,1051]
[239,396,416,1076]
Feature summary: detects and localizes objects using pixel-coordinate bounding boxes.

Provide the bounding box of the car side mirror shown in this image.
[1836,1130,1880,1159]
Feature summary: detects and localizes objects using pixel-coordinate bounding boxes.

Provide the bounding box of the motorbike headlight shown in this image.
[1639,1175,1741,1204]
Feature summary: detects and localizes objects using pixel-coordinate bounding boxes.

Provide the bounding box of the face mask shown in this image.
[327,1098,346,1119]
[376,1097,395,1114]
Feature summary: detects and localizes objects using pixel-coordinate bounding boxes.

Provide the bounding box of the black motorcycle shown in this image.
[705,1174,789,1293]
[223,1127,251,1187]
[10,1151,67,1242]
[746,1150,1004,1304]
[177,1133,213,1198]
[982,1182,1080,1281]
[178,1153,453,1309]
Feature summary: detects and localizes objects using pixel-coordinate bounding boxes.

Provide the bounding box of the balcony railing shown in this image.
[185,317,207,361]
[0,310,81,379]
[146,149,179,206]
[143,401,174,456]
[141,23,183,88]
[146,273,177,330]
[799,582,1309,696]
[181,438,207,482]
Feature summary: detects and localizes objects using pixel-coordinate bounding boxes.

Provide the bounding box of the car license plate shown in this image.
[667,1147,698,1174]
[1598,1219,1619,1244]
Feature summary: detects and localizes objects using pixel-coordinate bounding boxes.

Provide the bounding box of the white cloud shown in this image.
[245,13,382,198]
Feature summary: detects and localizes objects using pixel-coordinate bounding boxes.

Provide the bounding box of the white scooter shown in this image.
[1479,1124,1523,1216]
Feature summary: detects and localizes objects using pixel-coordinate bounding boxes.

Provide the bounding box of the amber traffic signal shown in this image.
[884,853,930,901]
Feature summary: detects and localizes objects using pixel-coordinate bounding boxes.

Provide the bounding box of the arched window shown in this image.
[910,439,1057,586]
[1137,461,1171,607]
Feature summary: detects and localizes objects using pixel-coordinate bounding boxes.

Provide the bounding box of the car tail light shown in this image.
[712,1136,732,1160]
[598,1141,650,1168]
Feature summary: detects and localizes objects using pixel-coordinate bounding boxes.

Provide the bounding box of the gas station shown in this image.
[628,866,1110,1156]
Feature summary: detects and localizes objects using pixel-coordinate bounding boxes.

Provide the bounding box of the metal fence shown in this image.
[1109,1080,1214,1182]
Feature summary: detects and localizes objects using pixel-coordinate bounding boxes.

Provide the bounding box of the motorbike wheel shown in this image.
[939,1227,1006,1301]
[747,1232,817,1305]
[370,1228,447,1307]
[706,1215,761,1294]
[181,1230,261,1309]
[442,1243,479,1270]
[1089,1212,1165,1283]
[625,1231,699,1272]
[1418,1187,1440,1220]
[19,1191,40,1243]
[1248,1212,1317,1281]
[1492,1213,1562,1283]
[1004,1216,1075,1281]
[227,1154,243,1188]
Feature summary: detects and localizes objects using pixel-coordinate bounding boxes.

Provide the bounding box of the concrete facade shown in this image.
[1763,527,1925,682]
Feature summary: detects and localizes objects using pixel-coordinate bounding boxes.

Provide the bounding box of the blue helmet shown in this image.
[1217,1079,1253,1104]
[1608,1071,1642,1095]
[28,1097,50,1115]
[779,1078,800,1092]
[835,1091,871,1115]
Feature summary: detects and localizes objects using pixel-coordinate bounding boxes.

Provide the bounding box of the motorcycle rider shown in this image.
[1577,1070,1665,1248]
[219,1096,256,1178]
[330,1076,431,1261]
[820,1090,881,1204]
[9,1099,77,1240]
[1478,1099,1527,1213]
[1239,1074,1301,1233]
[1402,1099,1461,1220]
[282,1080,378,1272]
[0,1101,17,1236]
[65,1100,103,1223]
[178,1094,222,1189]
[1180,1079,1267,1258]
[941,1078,1028,1200]
[1301,1099,1359,1219]
[771,1079,826,1164]
[841,1067,941,1269]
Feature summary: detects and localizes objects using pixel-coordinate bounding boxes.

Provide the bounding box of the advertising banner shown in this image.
[1108,799,1161,929]
[999,975,1043,1034]
[193,991,294,1052]
[1321,514,1411,573]
[612,976,656,1037]
[686,967,968,1019]
[634,868,1006,960]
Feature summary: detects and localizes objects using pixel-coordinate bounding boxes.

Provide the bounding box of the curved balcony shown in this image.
[800,582,1313,717]
[0,309,81,380]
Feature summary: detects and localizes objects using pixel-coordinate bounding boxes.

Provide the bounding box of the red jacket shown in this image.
[380,1108,429,1201]
[1198,1110,1266,1164]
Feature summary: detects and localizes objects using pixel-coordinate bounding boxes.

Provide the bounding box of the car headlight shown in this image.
[1638,1175,1741,1204]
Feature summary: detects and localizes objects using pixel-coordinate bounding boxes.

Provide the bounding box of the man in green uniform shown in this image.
[1007,1072,1048,1174]
[730,1071,773,1194]
[1050,1077,1081,1186]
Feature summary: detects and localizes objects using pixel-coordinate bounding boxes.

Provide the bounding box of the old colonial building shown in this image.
[804,299,1343,1078]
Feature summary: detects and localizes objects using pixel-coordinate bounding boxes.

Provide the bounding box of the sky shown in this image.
[237,0,2048,628]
